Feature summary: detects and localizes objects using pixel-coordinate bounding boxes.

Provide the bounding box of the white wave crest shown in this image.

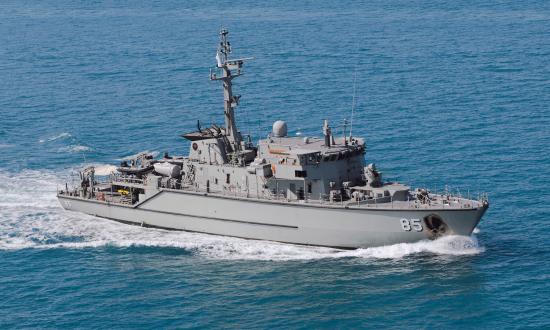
[39,132,72,143]
[57,145,91,153]
[0,170,484,261]
[86,164,117,176]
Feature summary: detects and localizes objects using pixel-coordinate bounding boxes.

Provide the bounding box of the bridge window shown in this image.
[295,170,307,178]
[307,153,321,164]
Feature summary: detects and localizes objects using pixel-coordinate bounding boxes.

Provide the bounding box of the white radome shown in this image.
[272,120,288,137]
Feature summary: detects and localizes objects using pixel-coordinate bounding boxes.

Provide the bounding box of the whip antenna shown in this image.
[349,69,358,140]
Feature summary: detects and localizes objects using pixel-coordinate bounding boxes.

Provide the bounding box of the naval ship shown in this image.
[57,29,489,249]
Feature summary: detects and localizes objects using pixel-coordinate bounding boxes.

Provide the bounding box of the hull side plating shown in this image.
[58,191,486,249]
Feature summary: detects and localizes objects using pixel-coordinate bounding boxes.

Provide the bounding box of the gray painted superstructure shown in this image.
[57,29,488,249]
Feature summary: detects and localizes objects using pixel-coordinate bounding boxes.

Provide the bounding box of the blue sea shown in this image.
[1,0,549,328]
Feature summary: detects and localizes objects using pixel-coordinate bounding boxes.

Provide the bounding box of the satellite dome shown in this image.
[272,120,288,137]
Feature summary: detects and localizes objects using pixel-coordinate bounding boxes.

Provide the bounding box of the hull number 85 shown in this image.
[400,218,423,232]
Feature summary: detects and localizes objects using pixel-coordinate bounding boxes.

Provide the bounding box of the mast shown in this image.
[210,28,251,153]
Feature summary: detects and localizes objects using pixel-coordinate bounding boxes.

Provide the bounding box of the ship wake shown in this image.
[0,170,484,261]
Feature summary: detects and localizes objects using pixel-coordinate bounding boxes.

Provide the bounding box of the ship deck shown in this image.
[59,179,486,211]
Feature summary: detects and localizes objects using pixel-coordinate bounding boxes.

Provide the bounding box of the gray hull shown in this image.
[58,190,487,249]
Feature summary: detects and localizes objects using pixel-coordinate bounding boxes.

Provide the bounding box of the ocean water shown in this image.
[1,0,549,328]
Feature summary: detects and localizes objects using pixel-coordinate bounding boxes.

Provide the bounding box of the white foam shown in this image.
[91,164,117,176]
[0,170,484,261]
[39,132,72,143]
[0,143,15,149]
[57,145,91,153]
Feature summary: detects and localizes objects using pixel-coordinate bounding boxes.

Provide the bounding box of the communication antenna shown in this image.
[349,69,358,141]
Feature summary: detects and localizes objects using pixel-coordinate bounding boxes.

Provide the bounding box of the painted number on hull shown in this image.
[400,218,423,232]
